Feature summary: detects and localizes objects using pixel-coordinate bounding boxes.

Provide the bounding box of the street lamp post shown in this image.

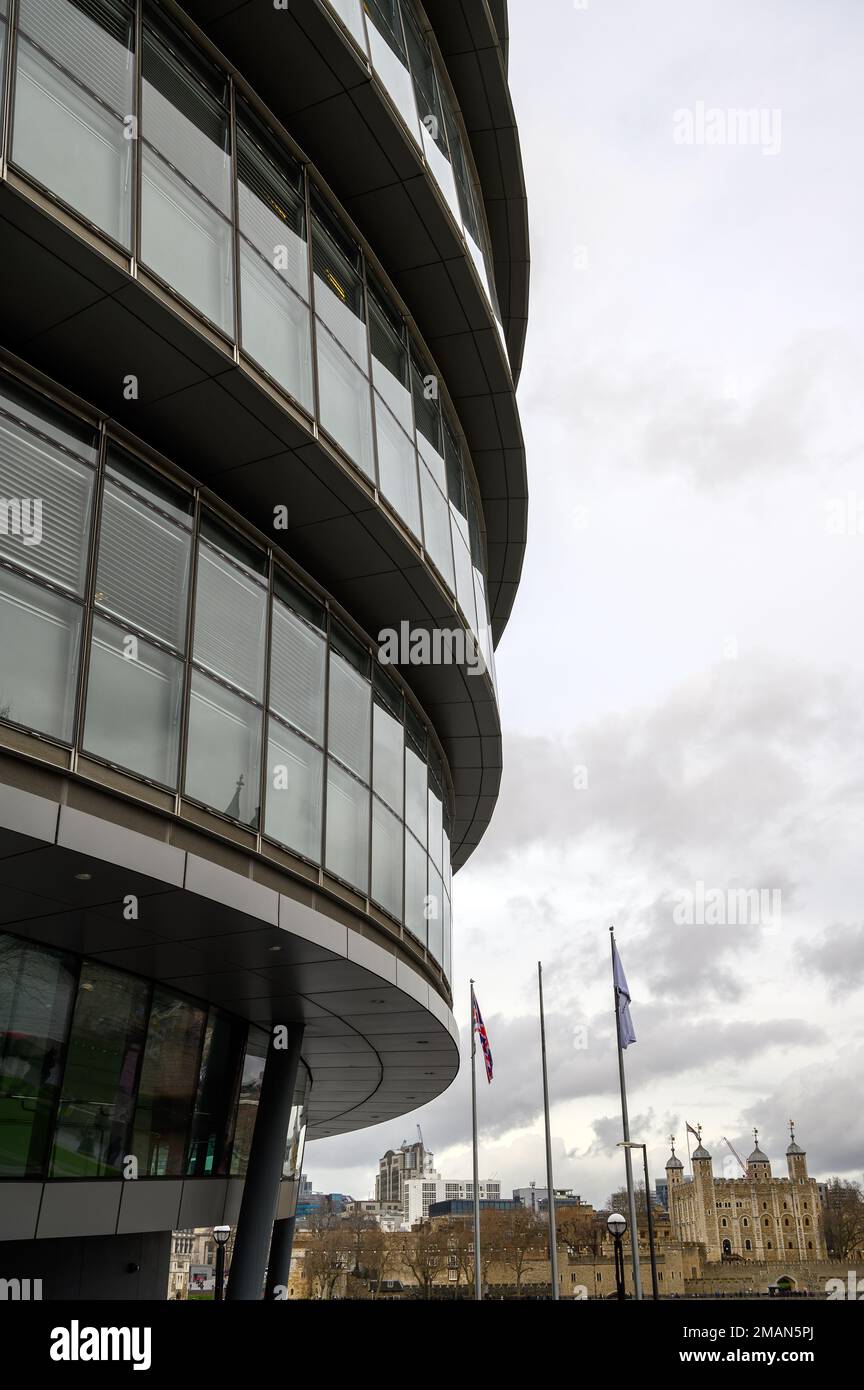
[607,1212,627,1302]
[213,1225,231,1302]
[618,1142,660,1300]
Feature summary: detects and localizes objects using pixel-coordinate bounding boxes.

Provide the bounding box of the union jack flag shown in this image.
[472,987,494,1083]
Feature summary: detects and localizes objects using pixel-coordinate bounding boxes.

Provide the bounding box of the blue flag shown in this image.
[612,940,636,1048]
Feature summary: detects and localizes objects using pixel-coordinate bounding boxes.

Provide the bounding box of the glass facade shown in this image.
[3,0,498,674]
[0,931,309,1180]
[0,366,455,971]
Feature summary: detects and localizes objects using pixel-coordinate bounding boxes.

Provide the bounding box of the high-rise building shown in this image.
[403,1176,501,1226]
[375,1138,436,1205]
[0,0,528,1298]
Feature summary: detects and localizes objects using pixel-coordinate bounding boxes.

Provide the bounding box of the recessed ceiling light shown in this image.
[416,1040,429,1045]
[74,872,93,881]
[268,945,283,953]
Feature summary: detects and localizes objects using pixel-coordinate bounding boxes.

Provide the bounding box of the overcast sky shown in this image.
[309,0,864,1206]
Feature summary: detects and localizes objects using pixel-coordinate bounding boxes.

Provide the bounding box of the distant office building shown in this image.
[513,1185,584,1213]
[429,1198,520,1220]
[376,1139,437,1205]
[404,1178,501,1227]
[344,1199,404,1232]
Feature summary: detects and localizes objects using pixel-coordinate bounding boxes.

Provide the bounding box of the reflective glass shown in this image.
[325,759,369,892]
[412,363,446,490]
[428,866,444,964]
[312,210,368,367]
[193,539,267,701]
[404,740,427,843]
[13,0,135,246]
[452,531,478,633]
[265,720,323,862]
[327,0,368,50]
[317,333,376,479]
[372,697,403,813]
[369,291,413,432]
[0,568,82,742]
[375,398,420,537]
[0,935,75,1176]
[186,1008,246,1177]
[404,829,427,943]
[238,126,314,412]
[185,669,262,827]
[131,989,206,1176]
[141,21,233,333]
[84,616,184,785]
[400,3,460,222]
[51,963,149,1177]
[0,386,96,596]
[371,795,402,919]
[230,1026,265,1177]
[419,463,454,590]
[0,1,7,143]
[428,781,443,870]
[328,650,371,782]
[96,459,192,650]
[443,888,451,979]
[269,598,325,744]
[364,0,421,142]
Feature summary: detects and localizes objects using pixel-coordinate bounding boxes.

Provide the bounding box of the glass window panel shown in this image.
[404,742,427,844]
[452,531,478,633]
[83,616,184,785]
[316,329,376,480]
[96,469,191,649]
[0,569,81,742]
[0,1,7,143]
[365,0,421,143]
[443,823,451,895]
[185,668,262,827]
[373,697,403,813]
[186,1008,246,1177]
[427,866,444,964]
[193,541,267,700]
[369,293,412,432]
[230,1026,265,1177]
[371,796,402,919]
[328,650,371,782]
[311,211,368,367]
[0,395,95,595]
[141,25,233,333]
[443,888,451,980]
[130,989,206,1177]
[238,129,313,412]
[404,830,427,943]
[325,759,369,892]
[51,963,149,1177]
[268,598,325,744]
[0,935,75,1176]
[400,5,460,222]
[428,781,443,871]
[327,0,367,50]
[13,0,135,246]
[375,398,421,537]
[419,463,454,590]
[265,721,323,862]
[411,363,446,489]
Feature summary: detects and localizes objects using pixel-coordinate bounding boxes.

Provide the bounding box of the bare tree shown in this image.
[402,1223,447,1297]
[497,1206,545,1296]
[360,1228,401,1298]
[823,1178,864,1259]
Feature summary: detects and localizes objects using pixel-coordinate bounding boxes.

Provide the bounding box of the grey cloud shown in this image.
[797,924,864,996]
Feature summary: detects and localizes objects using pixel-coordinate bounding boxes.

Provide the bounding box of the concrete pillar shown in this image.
[226,1023,304,1301]
[265,1215,297,1300]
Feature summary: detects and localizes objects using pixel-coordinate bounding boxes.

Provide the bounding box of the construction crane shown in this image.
[722,1136,748,1175]
[416,1123,424,1150]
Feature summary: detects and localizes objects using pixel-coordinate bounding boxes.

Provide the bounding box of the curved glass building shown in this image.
[0,0,528,1298]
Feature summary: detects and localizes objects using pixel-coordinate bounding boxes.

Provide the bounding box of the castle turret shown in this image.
[666,1137,685,1186]
[692,1131,714,1182]
[786,1120,808,1181]
[746,1128,772,1180]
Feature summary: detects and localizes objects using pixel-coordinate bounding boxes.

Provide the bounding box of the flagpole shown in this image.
[470,980,482,1301]
[610,927,643,1301]
[685,1124,693,1177]
[538,962,560,1300]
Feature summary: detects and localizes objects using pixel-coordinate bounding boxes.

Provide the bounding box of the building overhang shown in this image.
[0,777,460,1141]
[177,0,527,645]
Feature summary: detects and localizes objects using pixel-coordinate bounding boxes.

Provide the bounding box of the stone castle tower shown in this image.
[666,1123,826,1263]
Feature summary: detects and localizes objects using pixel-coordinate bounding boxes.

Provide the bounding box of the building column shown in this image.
[227,1023,304,1301]
[264,1216,297,1300]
